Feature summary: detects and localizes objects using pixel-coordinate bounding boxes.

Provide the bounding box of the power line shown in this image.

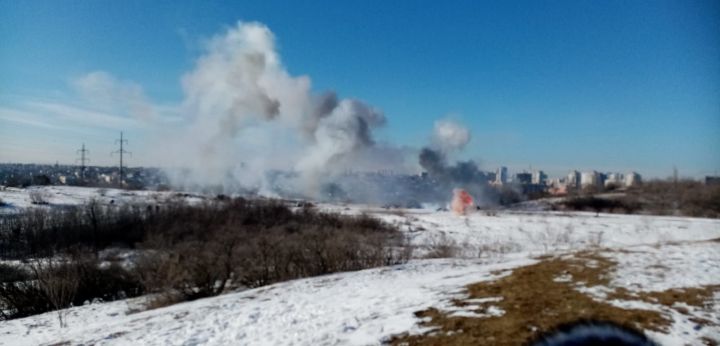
[111,132,131,187]
[76,143,90,181]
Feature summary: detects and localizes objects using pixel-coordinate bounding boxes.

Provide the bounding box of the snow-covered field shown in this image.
[1,186,719,345]
[323,203,720,257]
[0,185,204,214]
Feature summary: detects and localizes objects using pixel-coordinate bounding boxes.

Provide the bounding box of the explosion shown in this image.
[451,188,474,215]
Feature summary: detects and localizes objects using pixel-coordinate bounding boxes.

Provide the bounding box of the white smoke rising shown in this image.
[432,119,471,152]
[297,99,385,174]
[156,21,402,196]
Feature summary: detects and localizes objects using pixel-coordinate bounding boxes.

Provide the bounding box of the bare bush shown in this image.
[424,233,457,258]
[588,230,605,248]
[0,278,49,320]
[1,198,410,315]
[627,180,720,218]
[30,258,79,327]
[135,200,409,305]
[557,180,720,218]
[0,201,147,259]
[0,253,143,321]
[483,209,499,216]
[0,263,27,283]
[559,196,640,215]
[29,190,50,205]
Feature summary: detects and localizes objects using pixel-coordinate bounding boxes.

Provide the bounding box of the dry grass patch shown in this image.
[617,285,719,310]
[391,252,670,346]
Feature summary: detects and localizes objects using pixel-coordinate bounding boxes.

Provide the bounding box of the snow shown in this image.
[607,240,720,292]
[0,185,203,214]
[325,204,720,257]
[2,187,720,345]
[0,257,534,346]
[574,239,720,345]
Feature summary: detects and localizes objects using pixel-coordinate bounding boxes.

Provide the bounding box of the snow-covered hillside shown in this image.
[0,186,203,214]
[324,203,720,257]
[1,186,718,345]
[0,257,535,346]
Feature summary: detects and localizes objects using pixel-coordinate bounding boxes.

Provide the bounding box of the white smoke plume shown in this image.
[432,119,470,152]
[155,21,400,197]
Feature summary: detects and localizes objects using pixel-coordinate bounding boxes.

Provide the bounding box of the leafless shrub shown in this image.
[29,190,50,205]
[477,240,523,257]
[424,233,457,258]
[136,235,237,301]
[483,208,499,217]
[2,198,409,315]
[30,258,79,328]
[0,201,148,259]
[588,230,605,248]
[0,252,143,321]
[0,275,48,320]
[559,196,639,215]
[558,180,720,218]
[132,200,409,307]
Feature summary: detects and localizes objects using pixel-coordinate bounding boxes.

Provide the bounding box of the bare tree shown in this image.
[30,258,79,328]
[29,190,50,205]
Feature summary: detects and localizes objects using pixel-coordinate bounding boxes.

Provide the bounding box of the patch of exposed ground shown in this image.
[391,251,718,346]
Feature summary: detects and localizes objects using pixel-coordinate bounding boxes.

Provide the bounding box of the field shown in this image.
[0,186,718,345]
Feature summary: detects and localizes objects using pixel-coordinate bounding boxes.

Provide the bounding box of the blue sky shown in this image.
[1,0,718,178]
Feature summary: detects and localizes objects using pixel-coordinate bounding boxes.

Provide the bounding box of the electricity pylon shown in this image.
[76,143,90,181]
[111,132,131,187]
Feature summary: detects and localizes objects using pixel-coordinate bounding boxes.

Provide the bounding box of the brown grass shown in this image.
[618,285,719,310]
[391,252,672,346]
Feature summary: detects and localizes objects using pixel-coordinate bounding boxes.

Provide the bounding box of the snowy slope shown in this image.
[1,189,719,345]
[0,186,204,214]
[326,204,720,257]
[0,257,534,346]
[588,240,720,345]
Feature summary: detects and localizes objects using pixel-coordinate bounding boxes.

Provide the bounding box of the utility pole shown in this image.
[76,143,90,181]
[111,132,131,187]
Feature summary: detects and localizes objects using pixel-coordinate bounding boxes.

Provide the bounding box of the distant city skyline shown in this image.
[1,1,718,179]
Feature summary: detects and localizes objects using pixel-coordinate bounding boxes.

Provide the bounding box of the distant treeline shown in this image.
[556,179,720,218]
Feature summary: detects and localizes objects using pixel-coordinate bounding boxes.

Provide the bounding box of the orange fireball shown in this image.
[451,188,474,215]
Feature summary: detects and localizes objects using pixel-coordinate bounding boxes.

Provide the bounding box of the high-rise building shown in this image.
[567,170,581,187]
[495,166,508,185]
[581,171,604,188]
[532,170,547,185]
[625,172,642,187]
[604,172,624,187]
[515,172,532,185]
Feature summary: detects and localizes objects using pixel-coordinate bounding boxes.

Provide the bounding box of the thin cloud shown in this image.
[0,107,66,130]
[25,101,141,130]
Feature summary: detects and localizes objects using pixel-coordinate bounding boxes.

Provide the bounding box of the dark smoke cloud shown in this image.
[417,119,494,205]
[419,147,487,184]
